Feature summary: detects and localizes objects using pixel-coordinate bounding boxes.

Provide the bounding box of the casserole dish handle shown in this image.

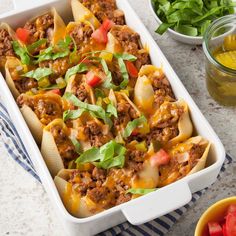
[121,181,192,225]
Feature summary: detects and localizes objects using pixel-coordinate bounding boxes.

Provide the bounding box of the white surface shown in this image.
[0,0,234,236]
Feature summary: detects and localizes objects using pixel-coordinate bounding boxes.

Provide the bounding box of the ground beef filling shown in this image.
[152,104,184,129]
[71,82,88,102]
[84,121,111,147]
[14,77,38,94]
[152,74,175,107]
[69,22,93,49]
[0,29,15,57]
[24,13,54,44]
[112,28,151,69]
[50,125,77,164]
[39,57,70,83]
[114,101,139,132]
[81,0,125,25]
[147,126,179,146]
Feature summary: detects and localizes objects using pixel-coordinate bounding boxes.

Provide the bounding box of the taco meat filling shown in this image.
[111,27,151,70]
[70,76,90,102]
[0,28,15,57]
[158,143,206,187]
[150,102,184,129]
[69,22,93,50]
[113,98,139,132]
[84,120,112,147]
[151,73,176,107]
[17,95,63,125]
[80,0,125,25]
[24,13,54,45]
[50,125,77,165]
[39,57,71,83]
[14,77,38,94]
[68,167,131,208]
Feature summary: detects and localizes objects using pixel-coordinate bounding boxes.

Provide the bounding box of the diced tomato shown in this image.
[131,129,139,136]
[208,222,223,236]
[92,27,108,44]
[227,204,236,215]
[125,61,138,78]
[79,58,91,64]
[225,213,236,236]
[16,28,30,44]
[86,71,102,87]
[150,149,170,167]
[48,89,61,96]
[222,224,228,236]
[102,19,115,32]
[91,19,114,44]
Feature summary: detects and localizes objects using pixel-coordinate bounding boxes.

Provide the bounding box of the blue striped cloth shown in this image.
[0,101,233,236]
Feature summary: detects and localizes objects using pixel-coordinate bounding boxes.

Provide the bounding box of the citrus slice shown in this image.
[215,51,236,70]
[223,35,236,51]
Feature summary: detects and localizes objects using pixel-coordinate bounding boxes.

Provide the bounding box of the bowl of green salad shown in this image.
[149,0,235,45]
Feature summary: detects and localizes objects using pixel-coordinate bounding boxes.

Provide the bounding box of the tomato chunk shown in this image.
[92,28,108,44]
[150,149,170,167]
[222,224,228,236]
[16,28,30,44]
[125,61,138,78]
[48,89,61,96]
[86,71,102,87]
[227,204,236,215]
[79,58,91,65]
[91,19,114,44]
[225,213,236,236]
[208,222,223,236]
[131,129,139,136]
[102,19,115,32]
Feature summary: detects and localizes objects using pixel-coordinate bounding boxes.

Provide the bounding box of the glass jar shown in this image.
[203,15,236,106]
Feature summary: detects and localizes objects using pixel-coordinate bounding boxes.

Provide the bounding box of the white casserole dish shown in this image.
[0,0,225,235]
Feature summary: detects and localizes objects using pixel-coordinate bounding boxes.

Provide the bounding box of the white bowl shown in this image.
[149,0,204,45]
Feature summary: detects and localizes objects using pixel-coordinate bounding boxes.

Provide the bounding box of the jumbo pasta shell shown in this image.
[18,93,64,144]
[21,105,44,145]
[115,91,142,117]
[167,100,193,147]
[134,65,174,114]
[54,169,99,217]
[71,0,100,29]
[110,25,143,50]
[65,74,96,105]
[24,8,66,46]
[134,75,155,114]
[158,136,210,187]
[131,160,159,190]
[150,99,193,146]
[51,8,67,45]
[5,57,22,99]
[106,32,123,54]
[187,136,211,175]
[41,119,67,177]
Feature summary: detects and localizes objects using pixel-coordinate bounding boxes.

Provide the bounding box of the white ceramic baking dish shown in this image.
[0,0,225,235]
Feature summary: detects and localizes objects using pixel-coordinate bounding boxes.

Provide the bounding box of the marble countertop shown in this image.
[0,0,235,235]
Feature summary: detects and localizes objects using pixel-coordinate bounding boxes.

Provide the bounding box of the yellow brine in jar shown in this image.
[205,34,236,106]
[203,15,236,106]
